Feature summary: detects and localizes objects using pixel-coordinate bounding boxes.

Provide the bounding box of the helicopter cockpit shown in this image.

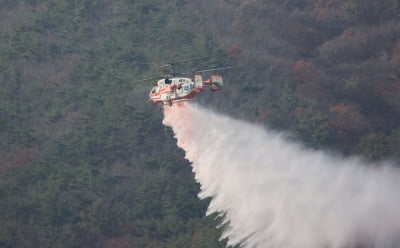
[156,78,173,87]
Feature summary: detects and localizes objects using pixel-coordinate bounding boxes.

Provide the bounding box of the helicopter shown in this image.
[135,47,241,106]
[148,71,226,106]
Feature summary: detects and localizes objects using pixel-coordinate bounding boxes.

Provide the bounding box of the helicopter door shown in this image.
[176,79,185,96]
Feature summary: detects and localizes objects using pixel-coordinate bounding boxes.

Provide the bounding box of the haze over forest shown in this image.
[0,0,399,247]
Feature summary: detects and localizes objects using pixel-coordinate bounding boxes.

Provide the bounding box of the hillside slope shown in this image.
[0,1,226,247]
[190,0,400,158]
[0,0,399,247]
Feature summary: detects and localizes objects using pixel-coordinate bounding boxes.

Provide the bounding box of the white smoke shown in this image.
[162,102,400,248]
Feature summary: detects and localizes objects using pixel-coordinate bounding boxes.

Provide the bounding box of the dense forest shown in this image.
[0,0,399,247]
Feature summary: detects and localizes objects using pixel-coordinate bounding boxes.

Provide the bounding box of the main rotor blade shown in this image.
[196,66,234,73]
[177,66,235,76]
[132,76,163,83]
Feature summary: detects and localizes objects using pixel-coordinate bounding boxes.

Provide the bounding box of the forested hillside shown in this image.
[191,0,400,159]
[0,1,226,247]
[0,0,399,247]
[191,0,400,158]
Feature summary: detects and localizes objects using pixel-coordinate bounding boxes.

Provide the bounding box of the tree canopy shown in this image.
[0,0,399,247]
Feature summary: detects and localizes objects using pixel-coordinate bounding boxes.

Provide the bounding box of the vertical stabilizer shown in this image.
[195,74,203,88]
[211,75,223,91]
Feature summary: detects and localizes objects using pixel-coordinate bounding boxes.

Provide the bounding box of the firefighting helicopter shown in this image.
[134,47,241,106]
[147,68,228,106]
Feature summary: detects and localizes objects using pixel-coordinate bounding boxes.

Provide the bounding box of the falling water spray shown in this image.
[163,102,400,248]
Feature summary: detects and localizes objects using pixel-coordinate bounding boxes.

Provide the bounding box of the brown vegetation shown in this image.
[0,147,39,174]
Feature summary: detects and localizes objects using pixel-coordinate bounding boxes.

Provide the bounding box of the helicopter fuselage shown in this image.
[149,75,222,105]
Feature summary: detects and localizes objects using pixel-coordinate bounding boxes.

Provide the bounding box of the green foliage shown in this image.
[345,0,400,25]
[293,107,334,149]
[355,128,400,160]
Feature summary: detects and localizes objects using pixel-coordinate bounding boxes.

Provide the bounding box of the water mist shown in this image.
[163,103,400,248]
